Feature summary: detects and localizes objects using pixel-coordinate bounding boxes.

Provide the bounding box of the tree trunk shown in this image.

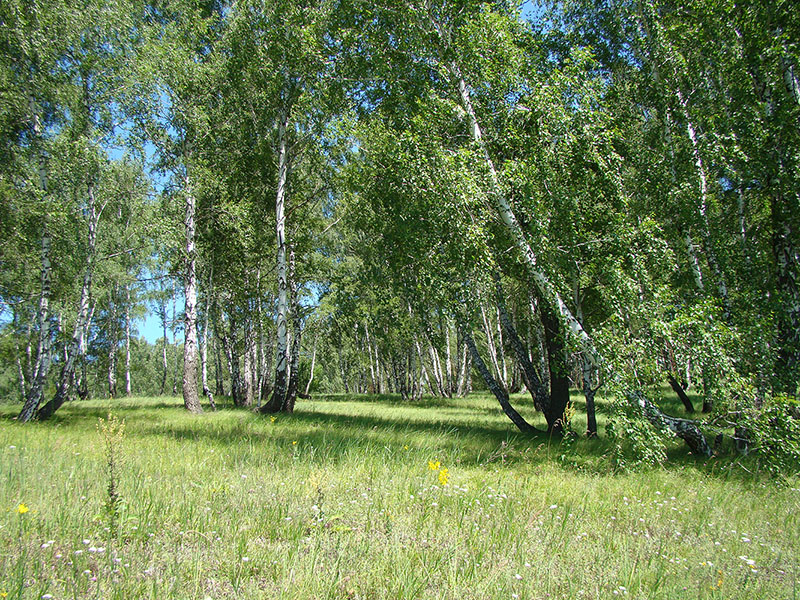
[494,271,549,412]
[182,176,202,413]
[214,320,225,397]
[284,274,302,413]
[124,284,132,397]
[171,280,179,396]
[677,90,731,320]
[222,314,245,406]
[160,299,168,395]
[108,287,118,399]
[447,58,710,454]
[574,279,599,435]
[201,273,215,409]
[38,178,99,420]
[263,108,292,414]
[304,338,317,397]
[18,99,52,423]
[460,323,536,433]
[667,374,695,413]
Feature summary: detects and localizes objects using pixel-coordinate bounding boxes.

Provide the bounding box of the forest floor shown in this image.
[0,391,797,599]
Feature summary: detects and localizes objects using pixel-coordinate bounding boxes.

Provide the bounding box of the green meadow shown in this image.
[1,393,797,599]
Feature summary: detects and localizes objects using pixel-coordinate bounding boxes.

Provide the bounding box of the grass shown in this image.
[0,391,797,599]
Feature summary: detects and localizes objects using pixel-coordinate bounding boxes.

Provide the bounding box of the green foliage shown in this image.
[746,396,800,480]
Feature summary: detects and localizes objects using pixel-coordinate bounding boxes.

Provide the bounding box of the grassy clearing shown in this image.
[0,392,797,599]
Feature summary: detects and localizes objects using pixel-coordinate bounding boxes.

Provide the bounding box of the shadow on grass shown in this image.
[0,387,746,478]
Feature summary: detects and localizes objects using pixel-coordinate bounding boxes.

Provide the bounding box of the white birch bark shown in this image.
[18,97,53,422]
[125,284,132,397]
[480,304,505,390]
[37,179,101,419]
[265,108,292,412]
[304,338,317,396]
[445,54,709,454]
[684,232,705,291]
[182,175,202,413]
[677,90,731,318]
[449,63,600,366]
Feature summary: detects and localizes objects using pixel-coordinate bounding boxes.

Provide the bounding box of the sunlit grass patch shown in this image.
[0,393,797,599]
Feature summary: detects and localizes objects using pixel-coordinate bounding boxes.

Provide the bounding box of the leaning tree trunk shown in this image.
[303,337,317,397]
[263,109,292,414]
[493,271,549,412]
[38,178,100,420]
[460,322,536,434]
[447,58,711,455]
[182,175,202,413]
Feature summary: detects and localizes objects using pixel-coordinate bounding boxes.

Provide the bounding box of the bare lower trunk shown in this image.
[574,280,599,435]
[214,321,225,397]
[201,273,215,409]
[160,300,168,395]
[16,357,27,402]
[182,176,202,414]
[304,338,317,397]
[445,319,454,396]
[18,100,52,423]
[284,276,302,413]
[223,314,245,406]
[264,109,292,414]
[480,304,506,391]
[171,280,179,396]
[124,285,132,397]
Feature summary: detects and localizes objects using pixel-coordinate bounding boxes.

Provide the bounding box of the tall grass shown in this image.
[0,393,797,599]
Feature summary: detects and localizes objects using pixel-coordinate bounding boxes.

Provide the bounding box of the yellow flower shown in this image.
[16,503,29,515]
[1,591,8,598]
[292,441,298,446]
[428,460,440,471]
[270,416,277,423]
[403,445,409,450]
[438,468,449,486]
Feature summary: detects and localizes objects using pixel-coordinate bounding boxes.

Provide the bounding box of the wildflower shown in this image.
[438,468,449,486]
[16,503,29,514]
[428,460,441,471]
[292,441,298,446]
[270,417,276,423]
[403,445,409,450]
[514,574,523,580]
